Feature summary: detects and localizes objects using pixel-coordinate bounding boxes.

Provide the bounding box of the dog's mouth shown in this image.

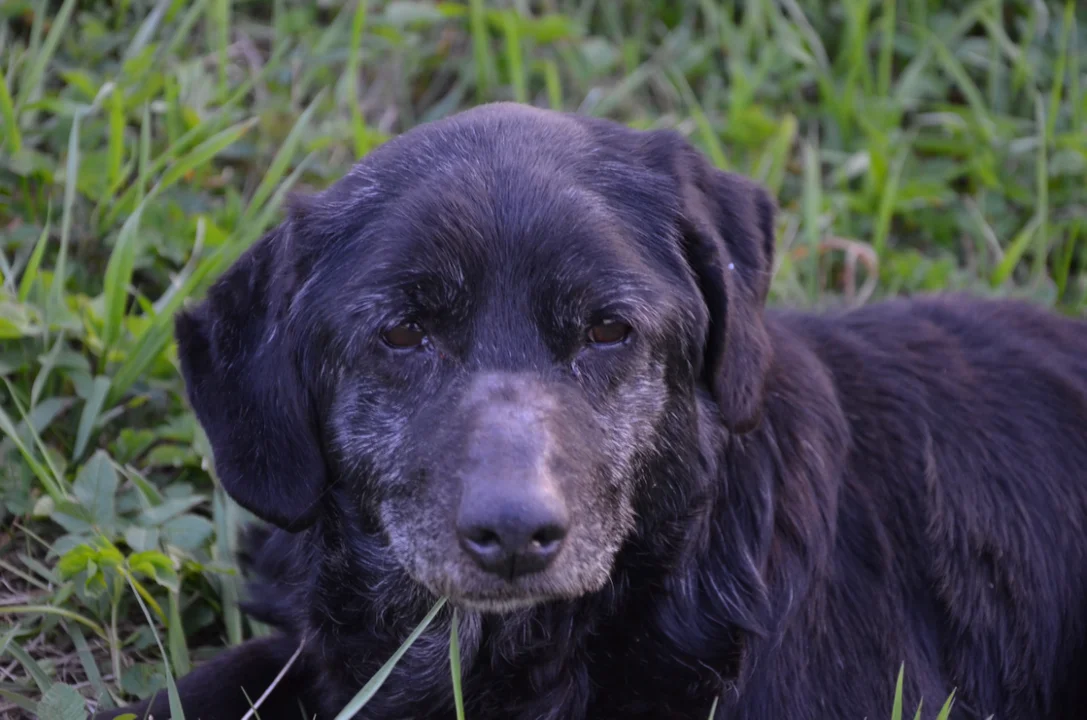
[411,566,589,615]
[450,593,555,614]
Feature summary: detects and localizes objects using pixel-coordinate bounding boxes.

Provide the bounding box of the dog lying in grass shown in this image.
[97,102,1087,720]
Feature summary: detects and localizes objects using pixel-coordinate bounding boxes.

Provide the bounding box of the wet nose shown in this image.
[457,494,569,579]
[455,372,572,580]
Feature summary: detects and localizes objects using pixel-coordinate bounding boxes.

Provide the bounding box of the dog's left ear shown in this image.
[174,214,328,531]
[664,136,777,434]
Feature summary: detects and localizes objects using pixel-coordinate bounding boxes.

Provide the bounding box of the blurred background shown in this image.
[0,0,1084,717]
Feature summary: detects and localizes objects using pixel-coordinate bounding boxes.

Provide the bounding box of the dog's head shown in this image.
[176,103,776,613]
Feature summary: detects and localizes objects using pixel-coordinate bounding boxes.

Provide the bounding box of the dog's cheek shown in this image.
[328,380,413,502]
[377,498,442,591]
[594,354,669,501]
[375,428,466,595]
[560,355,671,589]
[378,477,475,600]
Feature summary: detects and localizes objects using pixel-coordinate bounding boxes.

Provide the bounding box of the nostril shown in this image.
[456,498,569,578]
[464,526,502,550]
[530,524,566,552]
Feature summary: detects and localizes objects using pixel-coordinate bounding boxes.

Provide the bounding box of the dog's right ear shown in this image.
[175,217,325,531]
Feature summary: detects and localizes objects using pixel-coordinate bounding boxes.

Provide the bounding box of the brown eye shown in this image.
[382,322,427,349]
[587,320,631,346]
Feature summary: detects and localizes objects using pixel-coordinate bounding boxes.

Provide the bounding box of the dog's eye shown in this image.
[587,320,632,346]
[382,322,427,349]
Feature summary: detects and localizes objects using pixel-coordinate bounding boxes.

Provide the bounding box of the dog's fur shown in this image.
[96,103,1087,720]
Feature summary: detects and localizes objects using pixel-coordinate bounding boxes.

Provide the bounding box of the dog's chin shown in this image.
[409,567,610,616]
[419,580,582,615]
[451,594,554,614]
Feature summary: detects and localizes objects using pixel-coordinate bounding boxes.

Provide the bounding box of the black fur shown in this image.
[96,103,1087,720]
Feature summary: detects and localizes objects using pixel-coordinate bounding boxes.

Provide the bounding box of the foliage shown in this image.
[0,0,1083,717]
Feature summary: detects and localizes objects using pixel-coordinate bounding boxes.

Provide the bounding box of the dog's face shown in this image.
[175,103,777,613]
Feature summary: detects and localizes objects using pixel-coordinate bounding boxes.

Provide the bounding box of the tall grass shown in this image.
[0,0,1083,718]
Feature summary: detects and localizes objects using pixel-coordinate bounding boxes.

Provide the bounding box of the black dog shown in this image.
[97,102,1087,720]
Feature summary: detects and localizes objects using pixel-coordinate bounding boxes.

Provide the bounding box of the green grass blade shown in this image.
[502,12,527,104]
[0,624,20,660]
[669,68,728,171]
[872,134,913,257]
[211,0,232,100]
[105,319,174,408]
[1046,2,1073,143]
[332,598,448,720]
[73,376,111,461]
[923,27,994,140]
[801,140,824,299]
[1,606,108,639]
[3,639,53,694]
[153,117,259,201]
[213,487,244,646]
[347,0,370,159]
[107,84,125,191]
[934,689,957,719]
[0,67,19,152]
[291,4,352,99]
[0,689,38,714]
[152,216,205,317]
[469,0,495,100]
[1010,1,1038,95]
[890,663,905,720]
[51,111,83,326]
[100,202,145,356]
[30,333,64,408]
[755,113,798,197]
[1070,6,1082,132]
[17,211,51,302]
[65,623,114,709]
[242,91,323,225]
[125,574,186,720]
[165,0,211,59]
[168,590,192,678]
[0,388,66,501]
[117,464,165,507]
[204,150,315,283]
[1032,93,1049,281]
[101,43,288,228]
[124,0,173,61]
[543,59,562,110]
[14,0,78,113]
[107,149,309,410]
[892,0,992,104]
[449,608,466,720]
[991,214,1043,287]
[585,62,653,118]
[876,0,896,97]
[0,559,50,592]
[1054,222,1081,301]
[138,101,153,206]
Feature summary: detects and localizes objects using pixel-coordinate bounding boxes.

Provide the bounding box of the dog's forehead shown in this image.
[377,112,678,267]
[296,105,698,336]
[368,168,664,308]
[344,103,593,188]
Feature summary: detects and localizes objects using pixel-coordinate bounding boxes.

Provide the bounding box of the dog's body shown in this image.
[97,103,1087,720]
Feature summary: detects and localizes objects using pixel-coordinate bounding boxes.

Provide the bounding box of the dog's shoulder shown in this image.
[742,294,1087,718]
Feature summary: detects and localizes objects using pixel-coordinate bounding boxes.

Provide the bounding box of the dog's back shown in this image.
[744,294,1087,718]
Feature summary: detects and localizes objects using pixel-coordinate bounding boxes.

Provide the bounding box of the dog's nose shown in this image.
[456,496,568,579]
[455,372,572,580]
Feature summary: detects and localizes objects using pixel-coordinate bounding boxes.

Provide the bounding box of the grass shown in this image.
[0,0,1084,717]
